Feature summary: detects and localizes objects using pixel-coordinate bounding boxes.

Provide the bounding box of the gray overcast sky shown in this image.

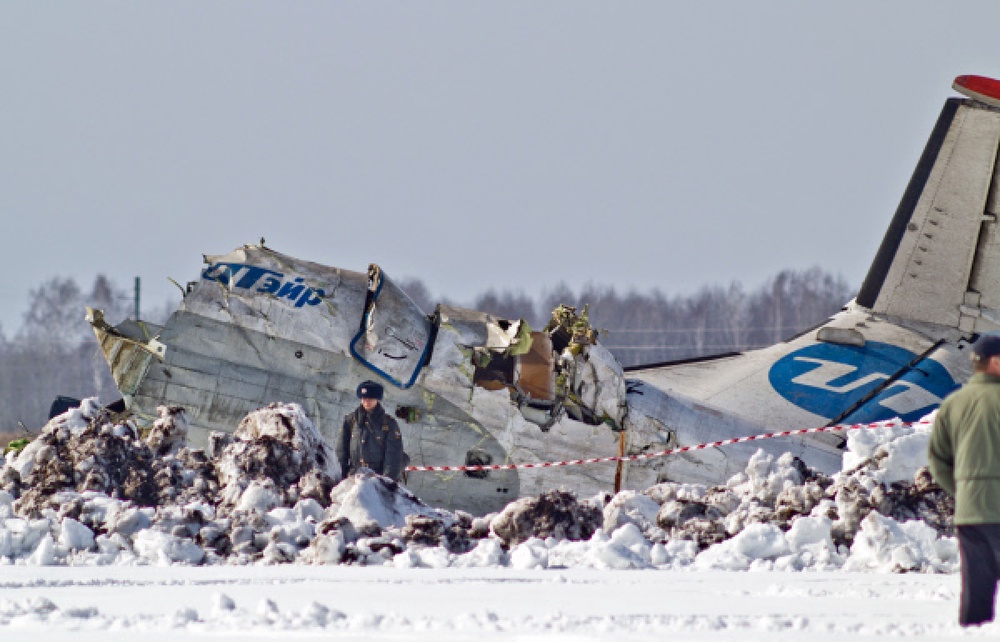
[3,2,1000,333]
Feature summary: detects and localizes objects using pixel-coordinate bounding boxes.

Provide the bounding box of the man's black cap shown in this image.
[972,335,1000,363]
[356,380,384,400]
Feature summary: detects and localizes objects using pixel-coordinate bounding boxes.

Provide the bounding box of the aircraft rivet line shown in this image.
[404,418,932,473]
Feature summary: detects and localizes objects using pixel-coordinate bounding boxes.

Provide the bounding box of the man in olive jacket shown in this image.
[929,335,1000,626]
[337,380,406,482]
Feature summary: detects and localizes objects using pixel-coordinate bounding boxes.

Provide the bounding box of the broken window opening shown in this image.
[472,331,557,395]
[348,263,436,390]
[472,350,516,392]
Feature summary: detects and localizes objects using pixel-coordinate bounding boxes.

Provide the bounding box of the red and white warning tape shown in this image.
[404,418,934,473]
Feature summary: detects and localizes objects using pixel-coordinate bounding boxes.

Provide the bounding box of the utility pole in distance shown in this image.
[134,276,141,320]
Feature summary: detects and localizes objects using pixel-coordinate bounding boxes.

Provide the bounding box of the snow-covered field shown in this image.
[0,402,990,639]
[0,565,981,641]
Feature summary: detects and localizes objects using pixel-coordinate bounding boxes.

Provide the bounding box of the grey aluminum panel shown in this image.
[162,383,213,418]
[215,375,266,402]
[162,348,223,377]
[207,395,260,425]
[264,373,309,398]
[166,367,222,396]
[967,166,1000,329]
[221,362,270,388]
[873,103,1000,326]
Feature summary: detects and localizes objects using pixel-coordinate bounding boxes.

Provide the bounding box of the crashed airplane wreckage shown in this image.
[86,245,843,515]
[87,249,686,516]
[88,74,1000,515]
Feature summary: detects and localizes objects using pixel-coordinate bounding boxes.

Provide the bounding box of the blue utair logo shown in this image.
[202,262,326,309]
[767,341,958,424]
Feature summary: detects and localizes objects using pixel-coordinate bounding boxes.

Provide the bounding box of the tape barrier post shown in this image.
[404,418,932,474]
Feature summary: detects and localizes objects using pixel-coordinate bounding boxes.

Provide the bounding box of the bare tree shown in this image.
[16,277,89,352]
[396,278,436,315]
[0,275,131,431]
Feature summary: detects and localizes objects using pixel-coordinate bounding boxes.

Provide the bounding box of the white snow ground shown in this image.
[0,404,989,639]
[0,565,985,641]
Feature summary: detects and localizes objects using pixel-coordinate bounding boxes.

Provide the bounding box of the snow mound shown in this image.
[213,403,340,516]
[327,470,452,531]
[0,404,958,574]
[490,489,603,547]
[5,403,210,516]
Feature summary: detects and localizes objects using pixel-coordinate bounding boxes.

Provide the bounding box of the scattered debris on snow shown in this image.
[490,490,603,547]
[0,400,957,573]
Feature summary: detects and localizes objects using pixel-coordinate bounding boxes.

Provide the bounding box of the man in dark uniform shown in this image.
[337,380,406,481]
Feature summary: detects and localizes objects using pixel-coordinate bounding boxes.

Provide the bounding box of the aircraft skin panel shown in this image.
[966,160,1000,330]
[133,379,166,407]
[193,246,436,388]
[625,380,843,484]
[350,266,434,388]
[165,346,224,378]
[140,311,381,439]
[264,372,317,398]
[418,380,610,497]
[214,376,267,405]
[511,414,622,498]
[629,308,966,435]
[206,394,260,427]
[872,102,1000,327]
[191,245,369,355]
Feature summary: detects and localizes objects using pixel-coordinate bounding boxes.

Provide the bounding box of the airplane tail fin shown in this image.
[856,81,1000,334]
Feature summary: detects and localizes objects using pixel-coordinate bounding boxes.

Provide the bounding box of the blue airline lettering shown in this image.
[202,262,325,308]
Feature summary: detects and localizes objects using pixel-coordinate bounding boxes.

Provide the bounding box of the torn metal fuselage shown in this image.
[86,308,166,409]
[89,245,639,514]
[89,245,843,515]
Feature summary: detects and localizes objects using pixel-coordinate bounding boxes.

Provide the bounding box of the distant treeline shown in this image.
[0,268,852,438]
[404,266,853,368]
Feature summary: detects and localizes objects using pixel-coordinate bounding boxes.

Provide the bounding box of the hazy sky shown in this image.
[4,2,1000,334]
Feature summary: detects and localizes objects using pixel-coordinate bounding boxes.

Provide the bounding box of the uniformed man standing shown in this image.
[929,335,1000,626]
[337,380,406,481]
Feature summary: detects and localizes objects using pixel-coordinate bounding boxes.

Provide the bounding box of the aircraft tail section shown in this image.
[628,81,1000,441]
[857,91,1000,333]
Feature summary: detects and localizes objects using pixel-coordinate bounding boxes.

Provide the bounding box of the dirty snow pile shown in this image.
[0,402,956,573]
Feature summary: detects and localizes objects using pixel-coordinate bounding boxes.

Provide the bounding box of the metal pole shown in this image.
[613,430,626,493]
[134,276,141,320]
